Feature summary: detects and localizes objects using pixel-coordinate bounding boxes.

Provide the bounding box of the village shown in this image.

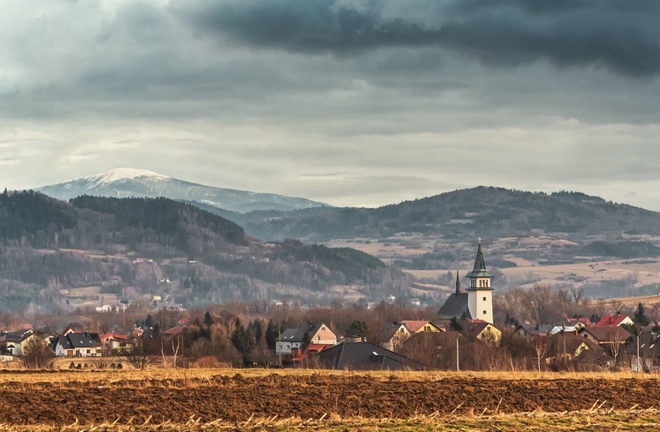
[1,242,656,373]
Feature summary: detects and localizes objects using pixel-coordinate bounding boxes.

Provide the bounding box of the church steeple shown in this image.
[455,271,461,294]
[466,238,493,280]
[465,239,494,323]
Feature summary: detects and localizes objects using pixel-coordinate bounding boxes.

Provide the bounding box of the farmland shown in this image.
[1,369,660,431]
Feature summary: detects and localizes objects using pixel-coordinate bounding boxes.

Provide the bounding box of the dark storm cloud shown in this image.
[175,0,660,77]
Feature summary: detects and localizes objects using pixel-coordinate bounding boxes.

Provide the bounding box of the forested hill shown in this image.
[0,191,408,313]
[0,191,247,252]
[230,187,660,242]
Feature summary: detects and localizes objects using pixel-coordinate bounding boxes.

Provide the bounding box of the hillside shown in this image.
[0,191,409,313]
[210,187,660,299]
[232,187,660,242]
[37,168,328,213]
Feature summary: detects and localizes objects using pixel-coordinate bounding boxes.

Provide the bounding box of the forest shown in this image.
[0,191,411,313]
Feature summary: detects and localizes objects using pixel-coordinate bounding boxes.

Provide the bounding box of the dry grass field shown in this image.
[1,369,660,431]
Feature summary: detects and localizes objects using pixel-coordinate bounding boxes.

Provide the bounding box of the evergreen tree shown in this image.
[250,319,263,343]
[347,320,367,338]
[231,318,255,365]
[265,320,279,351]
[144,314,154,328]
[204,311,214,328]
[301,331,311,350]
[634,302,650,326]
[449,317,463,332]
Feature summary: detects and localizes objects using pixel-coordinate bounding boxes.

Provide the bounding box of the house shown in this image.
[512,323,555,340]
[382,320,444,351]
[382,324,411,352]
[399,320,444,334]
[5,329,34,356]
[594,314,634,328]
[275,322,337,355]
[53,332,102,357]
[467,320,502,344]
[99,333,132,353]
[301,341,426,371]
[626,330,660,372]
[545,333,612,369]
[579,326,631,360]
[438,240,494,323]
[549,324,579,336]
[291,343,334,364]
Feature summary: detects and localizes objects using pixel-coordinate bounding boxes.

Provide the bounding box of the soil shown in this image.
[0,372,658,425]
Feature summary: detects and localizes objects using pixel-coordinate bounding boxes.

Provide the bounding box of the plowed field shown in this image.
[0,370,658,427]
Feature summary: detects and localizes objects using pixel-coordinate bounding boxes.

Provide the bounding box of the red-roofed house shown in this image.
[99,333,132,353]
[292,343,333,364]
[594,314,634,328]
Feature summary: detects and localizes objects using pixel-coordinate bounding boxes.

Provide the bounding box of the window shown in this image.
[483,297,486,301]
[483,310,486,315]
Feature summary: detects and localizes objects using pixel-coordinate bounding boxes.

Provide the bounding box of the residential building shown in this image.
[382,320,444,351]
[53,332,102,357]
[467,320,502,344]
[275,322,337,355]
[301,341,426,371]
[594,314,634,328]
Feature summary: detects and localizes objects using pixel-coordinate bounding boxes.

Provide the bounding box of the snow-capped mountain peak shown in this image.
[37,168,328,213]
[84,168,170,185]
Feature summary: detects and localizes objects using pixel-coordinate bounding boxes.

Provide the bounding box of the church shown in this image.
[437,240,494,324]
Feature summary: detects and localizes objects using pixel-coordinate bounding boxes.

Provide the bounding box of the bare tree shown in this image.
[20,336,55,370]
[171,334,182,368]
[521,284,560,324]
[126,344,155,370]
[607,328,624,367]
[534,335,549,372]
[571,287,585,305]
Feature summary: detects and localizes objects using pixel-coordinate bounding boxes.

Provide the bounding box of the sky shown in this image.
[2,0,660,210]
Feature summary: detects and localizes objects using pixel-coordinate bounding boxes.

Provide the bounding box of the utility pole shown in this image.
[278,325,282,367]
[456,336,460,372]
[637,333,641,372]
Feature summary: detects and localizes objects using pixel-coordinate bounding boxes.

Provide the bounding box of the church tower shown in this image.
[466,239,493,323]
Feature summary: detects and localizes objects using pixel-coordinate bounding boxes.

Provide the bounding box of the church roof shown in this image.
[465,241,493,279]
[437,293,471,321]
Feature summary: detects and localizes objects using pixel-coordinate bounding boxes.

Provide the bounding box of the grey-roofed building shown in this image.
[53,332,102,357]
[437,271,471,321]
[627,330,660,372]
[275,322,337,355]
[303,341,426,371]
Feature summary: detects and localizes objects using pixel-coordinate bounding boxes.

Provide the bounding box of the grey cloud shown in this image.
[175,0,660,77]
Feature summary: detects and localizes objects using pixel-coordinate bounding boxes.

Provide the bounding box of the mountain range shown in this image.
[37,168,328,213]
[28,169,660,301]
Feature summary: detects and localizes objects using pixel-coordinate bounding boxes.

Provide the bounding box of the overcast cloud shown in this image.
[2,0,660,210]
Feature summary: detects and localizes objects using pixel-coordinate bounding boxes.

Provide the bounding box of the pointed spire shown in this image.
[466,239,493,279]
[455,271,461,294]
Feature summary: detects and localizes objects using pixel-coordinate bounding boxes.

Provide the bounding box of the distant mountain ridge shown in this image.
[215,187,660,274]
[228,186,660,242]
[37,168,328,213]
